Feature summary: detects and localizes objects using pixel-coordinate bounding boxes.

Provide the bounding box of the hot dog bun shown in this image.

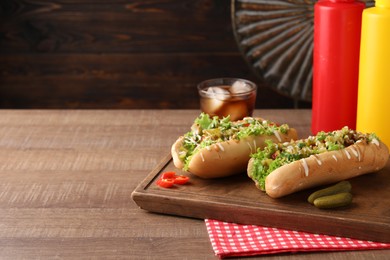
[247,127,389,198]
[171,114,298,179]
[172,131,297,178]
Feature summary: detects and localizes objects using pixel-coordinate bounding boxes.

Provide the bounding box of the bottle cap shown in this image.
[329,0,355,2]
[376,0,390,7]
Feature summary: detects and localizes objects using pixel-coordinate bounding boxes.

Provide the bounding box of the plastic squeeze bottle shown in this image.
[357,0,390,149]
[312,0,365,134]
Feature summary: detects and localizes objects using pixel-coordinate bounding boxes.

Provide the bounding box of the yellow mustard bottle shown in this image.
[357,0,390,149]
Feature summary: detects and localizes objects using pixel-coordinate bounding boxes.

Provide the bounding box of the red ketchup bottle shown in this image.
[312,0,365,134]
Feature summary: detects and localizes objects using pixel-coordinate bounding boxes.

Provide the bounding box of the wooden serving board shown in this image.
[132,154,390,243]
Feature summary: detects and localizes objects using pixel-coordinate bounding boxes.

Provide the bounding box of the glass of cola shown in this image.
[197,78,257,121]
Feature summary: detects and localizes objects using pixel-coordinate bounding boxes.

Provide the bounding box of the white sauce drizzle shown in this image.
[273,130,282,142]
[350,147,361,161]
[200,152,205,162]
[313,155,322,165]
[350,147,359,157]
[217,143,225,152]
[332,155,338,162]
[206,146,211,151]
[301,159,309,177]
[344,149,351,159]
[246,142,253,153]
[372,138,380,147]
[253,140,257,151]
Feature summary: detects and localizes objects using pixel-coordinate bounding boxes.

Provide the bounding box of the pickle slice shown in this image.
[313,192,353,209]
[308,181,352,204]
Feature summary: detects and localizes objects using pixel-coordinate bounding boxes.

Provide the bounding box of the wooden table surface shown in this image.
[0,109,388,259]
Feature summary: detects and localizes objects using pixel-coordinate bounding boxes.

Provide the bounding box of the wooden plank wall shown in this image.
[0,0,307,109]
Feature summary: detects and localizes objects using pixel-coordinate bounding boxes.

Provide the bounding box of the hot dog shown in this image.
[247,127,389,198]
[171,113,298,178]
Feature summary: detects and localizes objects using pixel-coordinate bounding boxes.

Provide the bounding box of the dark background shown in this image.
[0,0,310,109]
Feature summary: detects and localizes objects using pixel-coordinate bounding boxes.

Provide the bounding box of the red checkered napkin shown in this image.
[205,219,390,258]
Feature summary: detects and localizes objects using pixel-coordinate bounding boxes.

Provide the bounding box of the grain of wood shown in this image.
[0,0,300,109]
